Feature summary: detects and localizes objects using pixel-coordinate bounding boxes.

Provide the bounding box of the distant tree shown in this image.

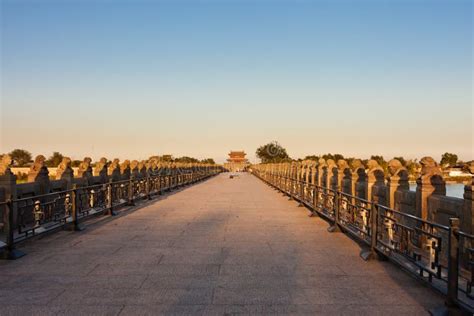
[175,156,199,163]
[321,153,344,162]
[406,159,420,178]
[304,155,319,161]
[361,159,369,168]
[256,141,290,163]
[333,154,344,161]
[161,155,173,162]
[9,149,32,167]
[71,160,82,167]
[201,158,216,164]
[345,157,356,165]
[393,156,407,166]
[45,152,64,167]
[440,152,458,167]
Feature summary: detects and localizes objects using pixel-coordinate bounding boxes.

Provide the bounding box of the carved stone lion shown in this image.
[318,158,327,168]
[420,156,442,176]
[337,159,350,170]
[0,154,13,175]
[120,160,131,173]
[94,157,108,176]
[130,160,139,171]
[108,158,120,174]
[367,159,383,171]
[351,159,364,172]
[78,157,92,173]
[30,155,46,173]
[56,157,72,179]
[387,159,406,177]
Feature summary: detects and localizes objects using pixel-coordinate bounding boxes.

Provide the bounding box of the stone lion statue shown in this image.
[367,159,384,171]
[420,156,442,176]
[108,158,120,174]
[387,159,406,177]
[56,157,72,179]
[94,157,108,176]
[78,157,92,173]
[318,158,327,168]
[337,159,350,170]
[0,154,13,175]
[351,159,364,172]
[30,155,46,173]
[130,160,139,171]
[120,160,130,171]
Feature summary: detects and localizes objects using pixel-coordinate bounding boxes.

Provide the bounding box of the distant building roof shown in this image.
[229,151,246,157]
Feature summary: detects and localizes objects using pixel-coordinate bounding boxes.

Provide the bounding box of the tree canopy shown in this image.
[46,152,64,167]
[440,152,458,167]
[201,158,216,164]
[303,155,319,161]
[256,141,290,163]
[9,149,32,167]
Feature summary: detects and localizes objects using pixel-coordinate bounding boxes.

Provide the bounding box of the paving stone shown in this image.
[0,173,444,315]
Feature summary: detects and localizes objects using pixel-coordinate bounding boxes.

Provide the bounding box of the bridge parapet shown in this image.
[251,159,474,313]
[0,155,223,259]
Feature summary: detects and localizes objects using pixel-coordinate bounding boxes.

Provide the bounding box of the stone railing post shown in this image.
[415,157,445,220]
[130,160,140,179]
[386,159,409,210]
[120,160,131,180]
[0,157,24,259]
[351,160,366,199]
[366,159,385,203]
[326,159,338,191]
[317,158,327,187]
[462,164,474,233]
[77,157,93,184]
[27,155,50,194]
[55,157,74,189]
[337,160,351,194]
[108,159,121,181]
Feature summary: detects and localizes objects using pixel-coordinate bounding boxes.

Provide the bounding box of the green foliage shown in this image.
[9,149,32,167]
[345,157,356,165]
[405,159,419,176]
[174,156,200,163]
[71,160,82,167]
[162,155,173,162]
[201,158,216,164]
[321,153,344,162]
[256,141,290,163]
[45,152,64,167]
[440,152,458,167]
[304,155,319,161]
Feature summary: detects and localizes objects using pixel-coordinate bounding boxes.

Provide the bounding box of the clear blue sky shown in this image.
[1,0,472,163]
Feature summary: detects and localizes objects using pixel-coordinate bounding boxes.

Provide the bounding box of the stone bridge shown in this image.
[0,173,446,315]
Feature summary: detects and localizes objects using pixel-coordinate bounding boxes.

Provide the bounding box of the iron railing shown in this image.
[0,169,220,258]
[253,169,473,313]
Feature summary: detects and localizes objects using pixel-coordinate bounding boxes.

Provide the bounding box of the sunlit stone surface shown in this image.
[0,173,443,315]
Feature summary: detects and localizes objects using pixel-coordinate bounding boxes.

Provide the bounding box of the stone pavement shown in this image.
[0,173,444,315]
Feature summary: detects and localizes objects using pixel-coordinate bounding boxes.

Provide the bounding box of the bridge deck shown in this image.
[0,173,444,315]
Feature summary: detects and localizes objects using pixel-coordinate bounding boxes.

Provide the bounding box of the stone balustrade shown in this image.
[251,159,474,311]
[252,157,474,234]
[0,154,223,259]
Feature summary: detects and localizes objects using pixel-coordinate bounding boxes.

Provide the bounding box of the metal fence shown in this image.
[0,169,220,258]
[252,169,474,313]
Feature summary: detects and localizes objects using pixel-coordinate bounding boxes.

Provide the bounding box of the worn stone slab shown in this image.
[0,173,445,315]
